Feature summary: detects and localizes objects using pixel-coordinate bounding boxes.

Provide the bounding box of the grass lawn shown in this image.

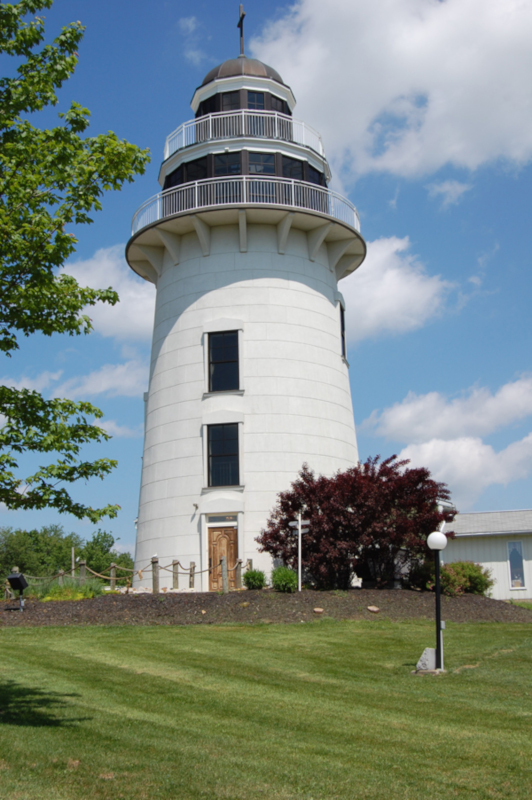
[0,619,531,799]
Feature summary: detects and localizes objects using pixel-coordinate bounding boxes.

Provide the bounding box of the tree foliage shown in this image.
[0,1,150,521]
[257,457,456,590]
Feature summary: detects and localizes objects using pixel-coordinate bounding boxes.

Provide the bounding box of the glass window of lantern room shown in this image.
[248,153,275,175]
[222,91,240,111]
[248,91,265,110]
[282,156,303,180]
[197,94,217,117]
[271,95,284,113]
[208,424,239,487]
[308,165,324,186]
[185,157,208,182]
[508,541,526,589]
[209,331,239,392]
[214,153,242,176]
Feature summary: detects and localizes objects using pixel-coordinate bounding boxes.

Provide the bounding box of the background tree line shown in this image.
[0,525,133,579]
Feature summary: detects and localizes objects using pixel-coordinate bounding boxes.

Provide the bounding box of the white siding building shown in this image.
[126,53,366,590]
[444,510,532,600]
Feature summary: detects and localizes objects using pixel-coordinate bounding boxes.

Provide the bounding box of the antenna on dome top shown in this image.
[237,4,246,56]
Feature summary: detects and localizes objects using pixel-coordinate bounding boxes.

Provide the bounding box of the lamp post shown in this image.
[427,531,448,670]
[288,513,310,591]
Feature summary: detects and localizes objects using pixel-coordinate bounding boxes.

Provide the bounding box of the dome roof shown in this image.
[201,56,285,86]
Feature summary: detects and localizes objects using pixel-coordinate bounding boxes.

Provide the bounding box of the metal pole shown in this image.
[435,550,442,670]
[298,512,302,593]
[71,546,75,578]
[221,556,228,594]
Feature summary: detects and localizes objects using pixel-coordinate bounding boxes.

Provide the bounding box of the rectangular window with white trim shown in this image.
[208,423,239,487]
[508,541,525,589]
[209,331,239,392]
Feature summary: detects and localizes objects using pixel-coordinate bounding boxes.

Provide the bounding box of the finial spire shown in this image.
[237,4,246,56]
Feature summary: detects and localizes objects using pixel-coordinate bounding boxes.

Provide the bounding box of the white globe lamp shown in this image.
[427,531,448,551]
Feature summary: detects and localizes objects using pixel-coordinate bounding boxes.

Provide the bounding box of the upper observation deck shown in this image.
[164,110,325,161]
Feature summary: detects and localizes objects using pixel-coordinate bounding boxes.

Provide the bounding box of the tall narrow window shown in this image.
[340,305,346,359]
[508,541,525,588]
[209,331,239,392]
[208,423,239,487]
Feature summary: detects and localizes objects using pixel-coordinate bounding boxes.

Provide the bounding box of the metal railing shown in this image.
[164,110,325,159]
[131,176,360,235]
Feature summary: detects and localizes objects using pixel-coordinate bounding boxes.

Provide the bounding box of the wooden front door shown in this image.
[209,527,238,591]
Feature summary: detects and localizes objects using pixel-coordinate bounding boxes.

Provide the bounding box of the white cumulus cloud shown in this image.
[252,0,532,178]
[400,435,532,509]
[427,180,473,209]
[55,360,148,400]
[63,245,155,342]
[365,376,532,443]
[0,370,63,393]
[100,420,144,439]
[343,237,451,343]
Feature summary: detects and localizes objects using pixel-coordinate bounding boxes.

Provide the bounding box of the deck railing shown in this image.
[131,176,360,235]
[164,110,325,160]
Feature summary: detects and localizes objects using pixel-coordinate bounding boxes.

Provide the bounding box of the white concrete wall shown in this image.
[444,535,532,601]
[134,221,358,589]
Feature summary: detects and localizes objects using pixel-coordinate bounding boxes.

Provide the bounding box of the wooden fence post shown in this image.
[58,569,64,587]
[151,557,159,594]
[172,560,179,590]
[221,556,228,594]
[79,560,86,584]
[236,559,242,589]
[110,562,117,590]
[189,562,195,589]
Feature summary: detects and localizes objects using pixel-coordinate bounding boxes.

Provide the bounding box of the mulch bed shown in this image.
[1,589,531,627]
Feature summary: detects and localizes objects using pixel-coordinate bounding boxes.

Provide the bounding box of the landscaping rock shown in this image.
[367,605,380,613]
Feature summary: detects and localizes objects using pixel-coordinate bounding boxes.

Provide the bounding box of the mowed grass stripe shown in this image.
[0,620,531,799]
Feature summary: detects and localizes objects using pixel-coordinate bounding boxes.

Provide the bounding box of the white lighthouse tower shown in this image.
[126,15,366,590]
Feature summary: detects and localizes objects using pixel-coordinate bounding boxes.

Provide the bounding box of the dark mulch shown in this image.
[1,589,531,628]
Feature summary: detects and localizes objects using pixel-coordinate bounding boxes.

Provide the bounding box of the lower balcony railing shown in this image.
[131,176,360,235]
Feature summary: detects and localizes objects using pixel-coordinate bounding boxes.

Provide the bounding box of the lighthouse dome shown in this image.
[201,56,285,86]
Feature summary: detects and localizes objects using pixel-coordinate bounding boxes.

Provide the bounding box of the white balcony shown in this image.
[131,176,360,235]
[163,111,325,160]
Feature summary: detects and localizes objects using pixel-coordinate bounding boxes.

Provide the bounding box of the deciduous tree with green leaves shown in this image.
[0,1,150,521]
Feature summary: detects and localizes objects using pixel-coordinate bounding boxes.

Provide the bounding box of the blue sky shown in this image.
[3,0,532,554]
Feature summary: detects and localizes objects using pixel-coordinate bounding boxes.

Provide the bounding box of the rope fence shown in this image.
[4,554,254,598]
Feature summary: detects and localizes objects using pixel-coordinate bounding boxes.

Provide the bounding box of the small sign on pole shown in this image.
[289,514,310,591]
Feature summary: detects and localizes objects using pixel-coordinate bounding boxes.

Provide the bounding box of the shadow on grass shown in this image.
[0,680,91,727]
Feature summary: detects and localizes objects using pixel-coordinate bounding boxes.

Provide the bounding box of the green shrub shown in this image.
[271,566,297,593]
[444,561,493,596]
[243,569,266,590]
[414,560,493,597]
